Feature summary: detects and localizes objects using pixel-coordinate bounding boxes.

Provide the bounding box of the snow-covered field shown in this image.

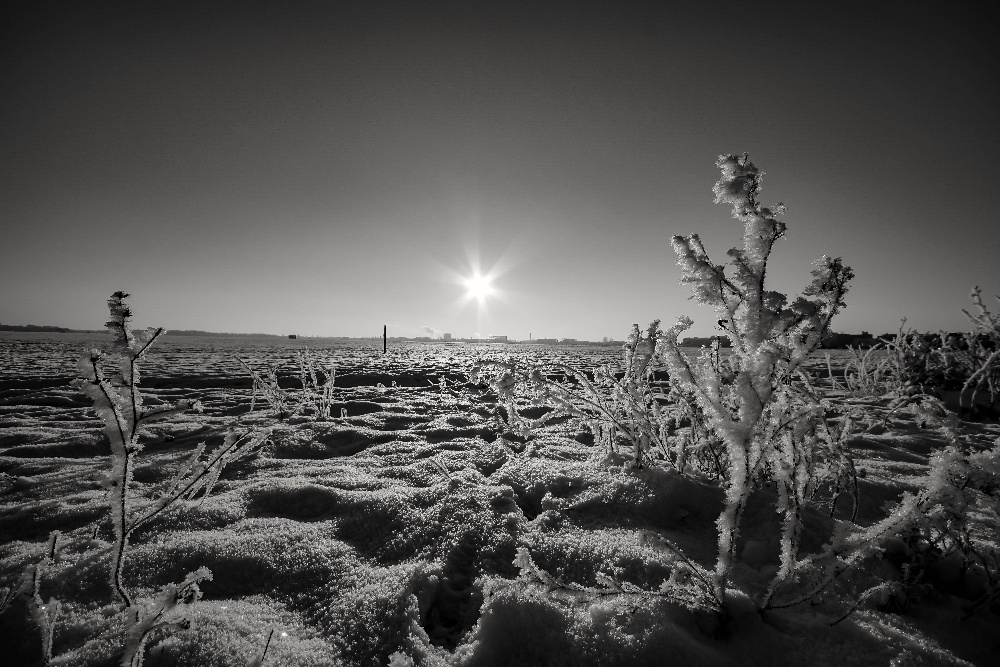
[1,333,998,666]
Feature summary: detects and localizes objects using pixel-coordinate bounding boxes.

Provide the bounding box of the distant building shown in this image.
[490,335,508,342]
[443,333,452,341]
[288,334,297,339]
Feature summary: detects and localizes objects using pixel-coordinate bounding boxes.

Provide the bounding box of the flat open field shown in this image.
[1,333,998,666]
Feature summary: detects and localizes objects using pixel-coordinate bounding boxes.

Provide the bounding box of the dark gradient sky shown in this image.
[2,2,997,340]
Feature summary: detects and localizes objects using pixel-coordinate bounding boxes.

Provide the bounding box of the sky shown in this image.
[2,2,997,341]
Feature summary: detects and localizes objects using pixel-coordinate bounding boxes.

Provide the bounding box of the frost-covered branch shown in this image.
[513,543,721,613]
[0,531,62,664]
[126,428,270,538]
[120,567,212,667]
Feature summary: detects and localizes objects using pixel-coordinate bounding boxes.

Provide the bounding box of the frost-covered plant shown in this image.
[873,321,957,396]
[468,357,545,441]
[510,543,722,612]
[959,287,1000,413]
[128,427,271,529]
[830,345,894,397]
[827,327,965,399]
[74,292,269,664]
[471,322,672,468]
[659,153,855,609]
[769,435,1000,620]
[121,567,211,667]
[295,349,337,419]
[73,292,203,606]
[882,436,1000,618]
[873,314,1000,402]
[237,350,338,420]
[833,294,999,406]
[0,531,62,665]
[237,356,293,418]
[531,321,672,467]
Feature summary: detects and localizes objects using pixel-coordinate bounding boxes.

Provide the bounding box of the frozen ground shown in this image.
[1,334,998,666]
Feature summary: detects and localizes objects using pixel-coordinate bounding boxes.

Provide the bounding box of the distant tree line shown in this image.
[0,324,71,332]
[820,331,879,348]
[674,332,984,350]
[163,330,287,338]
[818,331,998,350]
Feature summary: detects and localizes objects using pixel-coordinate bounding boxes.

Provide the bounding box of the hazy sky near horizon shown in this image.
[2,2,997,340]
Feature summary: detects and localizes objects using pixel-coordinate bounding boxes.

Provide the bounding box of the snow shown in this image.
[1,335,998,666]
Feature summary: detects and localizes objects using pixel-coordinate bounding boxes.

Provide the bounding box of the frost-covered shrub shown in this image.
[959,287,1000,414]
[841,290,1000,406]
[476,155,859,615]
[511,538,723,616]
[881,438,1000,618]
[467,356,540,441]
[826,327,957,399]
[870,322,968,397]
[769,433,1000,621]
[828,345,894,397]
[658,153,856,609]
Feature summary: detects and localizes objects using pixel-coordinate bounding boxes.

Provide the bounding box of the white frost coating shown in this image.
[661,154,854,606]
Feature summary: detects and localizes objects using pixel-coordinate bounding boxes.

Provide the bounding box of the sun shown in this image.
[465,273,494,301]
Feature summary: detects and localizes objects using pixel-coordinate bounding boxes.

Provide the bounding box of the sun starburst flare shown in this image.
[465,273,495,302]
